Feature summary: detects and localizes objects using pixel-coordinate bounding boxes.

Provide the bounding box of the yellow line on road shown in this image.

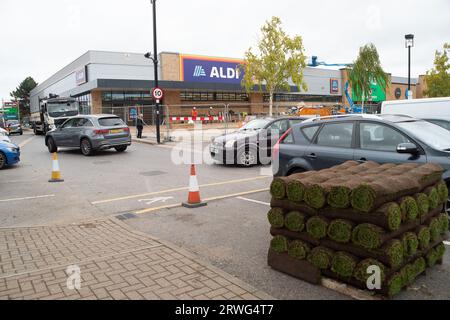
[134,188,269,215]
[18,136,35,148]
[92,176,271,205]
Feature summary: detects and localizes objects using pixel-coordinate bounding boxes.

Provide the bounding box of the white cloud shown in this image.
[1,0,449,100]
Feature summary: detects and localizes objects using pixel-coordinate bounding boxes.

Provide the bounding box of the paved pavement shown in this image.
[0,218,272,300]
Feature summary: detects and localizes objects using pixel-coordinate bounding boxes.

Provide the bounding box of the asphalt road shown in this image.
[2,131,449,300]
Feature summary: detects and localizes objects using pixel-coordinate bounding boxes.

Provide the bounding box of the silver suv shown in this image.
[45,115,131,156]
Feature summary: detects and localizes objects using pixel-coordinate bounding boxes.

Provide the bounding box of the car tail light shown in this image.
[123,127,130,132]
[273,128,292,160]
[94,129,109,135]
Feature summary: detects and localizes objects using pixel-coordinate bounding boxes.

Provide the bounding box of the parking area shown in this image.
[1,131,449,300]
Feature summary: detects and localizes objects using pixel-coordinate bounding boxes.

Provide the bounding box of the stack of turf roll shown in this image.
[267,161,449,298]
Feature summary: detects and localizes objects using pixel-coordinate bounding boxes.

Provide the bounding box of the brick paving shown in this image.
[0,218,272,300]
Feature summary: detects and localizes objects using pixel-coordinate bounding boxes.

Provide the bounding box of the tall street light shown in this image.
[144,0,161,144]
[405,34,414,100]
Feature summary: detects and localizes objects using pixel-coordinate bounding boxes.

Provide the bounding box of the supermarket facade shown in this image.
[30,50,428,123]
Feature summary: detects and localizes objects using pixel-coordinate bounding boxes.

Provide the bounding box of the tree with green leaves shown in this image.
[424,43,450,97]
[348,43,388,111]
[10,77,38,116]
[242,17,307,116]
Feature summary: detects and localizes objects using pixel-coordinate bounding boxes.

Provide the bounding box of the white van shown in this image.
[381,97,450,130]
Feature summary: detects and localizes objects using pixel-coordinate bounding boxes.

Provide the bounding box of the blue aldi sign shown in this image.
[180,55,245,85]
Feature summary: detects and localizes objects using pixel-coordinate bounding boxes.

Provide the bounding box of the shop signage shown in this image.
[75,66,88,86]
[180,55,245,85]
[352,80,386,102]
[330,79,340,94]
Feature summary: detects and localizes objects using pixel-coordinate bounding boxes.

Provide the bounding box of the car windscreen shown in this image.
[47,102,79,117]
[397,120,450,151]
[98,117,126,127]
[240,119,272,131]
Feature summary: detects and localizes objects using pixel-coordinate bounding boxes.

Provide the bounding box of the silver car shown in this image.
[45,115,131,156]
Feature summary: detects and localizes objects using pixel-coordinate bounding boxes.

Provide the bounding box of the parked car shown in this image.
[210,117,307,166]
[6,120,23,135]
[0,128,11,143]
[45,115,131,156]
[0,140,20,169]
[274,114,450,217]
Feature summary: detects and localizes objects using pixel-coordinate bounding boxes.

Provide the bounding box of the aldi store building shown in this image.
[30,50,425,124]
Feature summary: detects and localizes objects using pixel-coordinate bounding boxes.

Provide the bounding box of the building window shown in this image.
[180,91,249,102]
[263,93,341,103]
[74,93,92,114]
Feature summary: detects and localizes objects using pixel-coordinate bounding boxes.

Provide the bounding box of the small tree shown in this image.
[10,77,38,117]
[348,43,388,111]
[242,17,307,116]
[424,43,450,97]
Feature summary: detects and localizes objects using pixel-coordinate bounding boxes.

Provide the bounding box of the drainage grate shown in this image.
[140,171,167,177]
[116,213,138,221]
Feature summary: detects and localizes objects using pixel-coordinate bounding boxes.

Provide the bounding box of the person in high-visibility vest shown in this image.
[191,107,198,119]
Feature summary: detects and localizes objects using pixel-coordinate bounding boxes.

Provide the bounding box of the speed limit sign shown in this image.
[152,87,164,100]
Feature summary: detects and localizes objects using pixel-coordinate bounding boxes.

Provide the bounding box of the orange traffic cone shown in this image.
[182,164,207,208]
[49,153,64,183]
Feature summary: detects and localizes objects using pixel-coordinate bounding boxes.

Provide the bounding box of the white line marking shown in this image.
[444,241,450,246]
[0,195,55,203]
[236,196,270,207]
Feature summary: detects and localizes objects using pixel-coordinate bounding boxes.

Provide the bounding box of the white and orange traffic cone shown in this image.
[49,153,64,183]
[182,164,207,208]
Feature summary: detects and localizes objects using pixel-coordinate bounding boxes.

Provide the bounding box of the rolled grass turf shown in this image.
[270,236,288,253]
[353,258,386,283]
[267,208,285,228]
[377,202,402,231]
[306,216,330,240]
[324,179,360,209]
[400,263,416,287]
[304,184,327,209]
[425,186,440,209]
[399,196,419,222]
[387,272,403,297]
[429,217,441,242]
[417,226,431,250]
[287,240,310,260]
[414,193,430,218]
[413,257,426,278]
[331,251,358,278]
[285,211,306,232]
[435,242,446,261]
[426,247,439,267]
[352,223,385,249]
[327,219,354,243]
[402,232,419,257]
[383,239,404,269]
[307,246,334,270]
[437,213,449,235]
[437,181,449,204]
[286,180,306,202]
[270,178,286,200]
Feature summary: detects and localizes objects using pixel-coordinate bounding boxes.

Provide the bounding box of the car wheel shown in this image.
[237,148,257,167]
[114,146,127,153]
[80,139,93,156]
[47,137,57,153]
[0,152,6,169]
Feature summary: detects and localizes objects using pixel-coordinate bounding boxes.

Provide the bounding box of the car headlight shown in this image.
[7,147,18,152]
[225,140,237,148]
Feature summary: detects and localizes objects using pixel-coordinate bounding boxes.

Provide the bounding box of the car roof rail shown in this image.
[302,114,381,123]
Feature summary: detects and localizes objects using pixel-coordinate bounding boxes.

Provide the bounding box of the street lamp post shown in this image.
[405,34,414,100]
[144,0,161,144]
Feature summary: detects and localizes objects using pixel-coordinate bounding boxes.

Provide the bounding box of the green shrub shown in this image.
[417,226,431,250]
[327,219,353,243]
[399,197,419,222]
[286,180,305,202]
[307,247,334,270]
[285,211,306,232]
[402,232,419,257]
[331,252,358,278]
[267,208,285,228]
[415,193,430,218]
[306,216,329,239]
[270,178,286,200]
[353,258,386,283]
[270,236,288,253]
[352,223,384,249]
[288,240,310,260]
[304,185,326,209]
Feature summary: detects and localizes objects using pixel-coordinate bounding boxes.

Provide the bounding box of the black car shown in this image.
[210,117,307,166]
[274,114,450,216]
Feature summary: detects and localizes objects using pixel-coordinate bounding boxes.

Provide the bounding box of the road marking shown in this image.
[444,241,450,246]
[134,188,269,215]
[236,196,271,207]
[18,136,35,148]
[92,176,270,205]
[0,194,55,203]
[138,197,174,205]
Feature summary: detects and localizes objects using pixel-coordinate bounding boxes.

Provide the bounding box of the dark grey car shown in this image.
[275,114,450,217]
[45,115,131,156]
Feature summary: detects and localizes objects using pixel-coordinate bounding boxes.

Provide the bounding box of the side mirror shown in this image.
[397,143,419,154]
